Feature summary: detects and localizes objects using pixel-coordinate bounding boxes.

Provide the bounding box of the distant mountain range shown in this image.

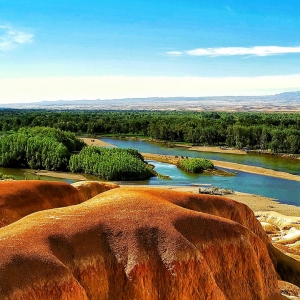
[1,91,300,112]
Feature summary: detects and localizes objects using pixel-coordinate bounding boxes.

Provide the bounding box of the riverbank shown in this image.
[142,153,300,182]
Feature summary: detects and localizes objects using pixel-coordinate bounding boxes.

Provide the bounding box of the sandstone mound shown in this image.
[0,186,284,299]
[72,181,119,201]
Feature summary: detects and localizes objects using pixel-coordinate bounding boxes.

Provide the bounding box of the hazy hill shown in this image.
[1,91,300,112]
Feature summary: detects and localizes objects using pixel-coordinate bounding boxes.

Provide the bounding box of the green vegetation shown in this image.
[69,146,153,180]
[177,158,214,173]
[2,109,300,153]
[0,127,84,170]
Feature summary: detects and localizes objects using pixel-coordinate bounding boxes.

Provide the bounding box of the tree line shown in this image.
[1,109,300,153]
[0,127,85,170]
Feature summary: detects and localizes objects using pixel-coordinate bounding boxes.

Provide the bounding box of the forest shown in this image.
[1,109,300,153]
[0,127,84,170]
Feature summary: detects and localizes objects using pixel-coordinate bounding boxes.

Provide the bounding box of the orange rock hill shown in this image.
[0,183,285,299]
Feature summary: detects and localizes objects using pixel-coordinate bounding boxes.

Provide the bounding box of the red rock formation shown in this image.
[0,185,284,299]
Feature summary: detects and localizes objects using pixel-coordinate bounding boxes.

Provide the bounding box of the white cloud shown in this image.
[1,75,300,103]
[166,51,183,56]
[167,46,300,57]
[0,25,33,51]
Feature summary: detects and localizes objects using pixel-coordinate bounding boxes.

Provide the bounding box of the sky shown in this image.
[1,0,300,103]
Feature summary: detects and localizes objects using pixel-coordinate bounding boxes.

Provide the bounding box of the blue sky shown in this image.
[1,0,300,102]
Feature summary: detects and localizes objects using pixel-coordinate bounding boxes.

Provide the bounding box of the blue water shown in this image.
[103,138,300,207]
[102,137,300,175]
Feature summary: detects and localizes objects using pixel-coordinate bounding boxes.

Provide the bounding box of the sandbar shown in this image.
[25,169,88,181]
[81,138,116,147]
[185,145,246,155]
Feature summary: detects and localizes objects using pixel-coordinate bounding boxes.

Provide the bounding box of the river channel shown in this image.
[102,137,300,207]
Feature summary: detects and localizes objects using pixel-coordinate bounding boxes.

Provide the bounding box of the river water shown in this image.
[102,137,300,207]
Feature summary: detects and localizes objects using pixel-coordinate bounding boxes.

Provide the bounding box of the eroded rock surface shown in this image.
[0,185,285,299]
[257,211,300,262]
[257,211,300,288]
[278,281,300,299]
[72,181,119,201]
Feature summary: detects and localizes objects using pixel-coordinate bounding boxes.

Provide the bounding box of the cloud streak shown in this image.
[167,46,300,57]
[0,25,33,51]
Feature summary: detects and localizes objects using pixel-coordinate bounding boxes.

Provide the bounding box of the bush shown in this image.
[177,158,214,173]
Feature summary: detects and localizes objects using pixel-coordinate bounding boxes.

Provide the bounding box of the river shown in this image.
[102,137,300,207]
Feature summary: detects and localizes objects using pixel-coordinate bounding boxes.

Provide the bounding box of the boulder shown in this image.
[257,211,300,286]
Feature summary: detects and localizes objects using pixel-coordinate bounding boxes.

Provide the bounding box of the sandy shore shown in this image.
[143,153,300,182]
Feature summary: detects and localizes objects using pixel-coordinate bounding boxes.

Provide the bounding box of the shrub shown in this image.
[69,146,153,181]
[0,173,14,180]
[177,158,214,173]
